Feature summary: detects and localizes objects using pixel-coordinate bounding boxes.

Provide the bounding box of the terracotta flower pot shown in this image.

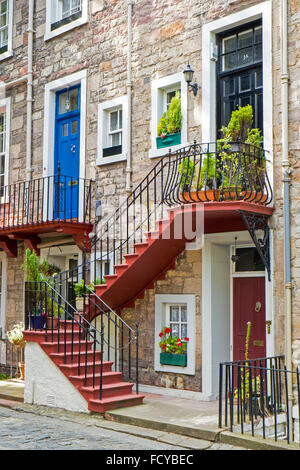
[18,362,25,381]
[180,190,220,203]
[46,317,59,330]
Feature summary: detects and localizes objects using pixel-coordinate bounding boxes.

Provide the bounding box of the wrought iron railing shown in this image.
[0,171,95,229]
[90,141,272,281]
[24,280,139,398]
[219,356,300,445]
[0,337,23,379]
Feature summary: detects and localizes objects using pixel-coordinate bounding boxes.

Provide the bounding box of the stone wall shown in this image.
[1,0,300,367]
[121,249,202,392]
[5,242,25,332]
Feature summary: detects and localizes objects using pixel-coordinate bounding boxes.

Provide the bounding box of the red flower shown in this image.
[165,327,171,334]
[184,337,189,342]
[41,312,46,317]
[178,342,182,347]
[159,332,163,338]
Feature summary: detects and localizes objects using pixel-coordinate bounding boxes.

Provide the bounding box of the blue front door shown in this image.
[54,85,80,220]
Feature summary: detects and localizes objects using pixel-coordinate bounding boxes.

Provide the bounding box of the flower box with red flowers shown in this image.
[158,326,189,367]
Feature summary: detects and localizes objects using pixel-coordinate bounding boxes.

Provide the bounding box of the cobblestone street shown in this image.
[0,405,243,451]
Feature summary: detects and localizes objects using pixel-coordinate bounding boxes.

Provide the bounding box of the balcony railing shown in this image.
[90,141,273,281]
[0,173,95,230]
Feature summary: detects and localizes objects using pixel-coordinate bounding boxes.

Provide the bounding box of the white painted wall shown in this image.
[211,244,231,393]
[24,342,89,413]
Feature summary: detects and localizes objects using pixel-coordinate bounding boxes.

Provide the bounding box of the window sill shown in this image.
[44,17,88,41]
[0,49,13,62]
[149,142,190,159]
[97,153,127,166]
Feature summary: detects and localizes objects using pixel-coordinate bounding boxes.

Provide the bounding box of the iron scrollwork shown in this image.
[240,211,271,281]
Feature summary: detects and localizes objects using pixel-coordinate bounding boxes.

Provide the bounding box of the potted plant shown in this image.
[218,105,266,202]
[156,91,182,149]
[178,154,221,202]
[73,279,96,314]
[158,326,189,367]
[6,322,25,380]
[22,250,62,330]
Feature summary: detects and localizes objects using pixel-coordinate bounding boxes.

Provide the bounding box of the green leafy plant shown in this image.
[157,91,182,137]
[6,322,25,348]
[234,322,261,401]
[178,157,195,189]
[74,279,95,297]
[21,249,42,282]
[221,104,253,142]
[158,326,189,355]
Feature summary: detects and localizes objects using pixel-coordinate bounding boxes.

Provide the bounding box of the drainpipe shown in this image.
[281,0,293,433]
[125,0,133,192]
[26,0,34,181]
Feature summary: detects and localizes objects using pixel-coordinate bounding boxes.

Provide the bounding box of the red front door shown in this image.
[233,277,266,362]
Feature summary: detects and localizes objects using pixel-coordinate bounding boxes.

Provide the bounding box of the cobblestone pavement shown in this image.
[0,405,245,451]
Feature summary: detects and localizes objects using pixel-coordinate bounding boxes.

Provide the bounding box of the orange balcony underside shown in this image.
[0,220,93,257]
[201,200,273,233]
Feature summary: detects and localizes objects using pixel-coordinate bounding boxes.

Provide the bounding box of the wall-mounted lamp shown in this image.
[183,63,198,96]
[231,237,240,263]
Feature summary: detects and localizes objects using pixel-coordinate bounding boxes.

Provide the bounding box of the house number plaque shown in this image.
[253,340,264,347]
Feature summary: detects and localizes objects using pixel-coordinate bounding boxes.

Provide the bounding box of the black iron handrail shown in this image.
[0,171,95,229]
[25,280,139,398]
[218,355,300,445]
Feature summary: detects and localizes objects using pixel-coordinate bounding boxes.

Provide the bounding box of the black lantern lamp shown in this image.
[231,237,240,263]
[183,63,198,96]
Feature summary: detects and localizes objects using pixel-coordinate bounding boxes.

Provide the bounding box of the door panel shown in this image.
[54,86,80,220]
[233,277,266,362]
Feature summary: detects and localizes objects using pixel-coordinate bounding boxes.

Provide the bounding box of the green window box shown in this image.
[156,132,181,149]
[160,352,187,367]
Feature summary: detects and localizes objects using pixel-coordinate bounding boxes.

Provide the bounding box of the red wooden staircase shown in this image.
[93,204,199,311]
[24,281,144,414]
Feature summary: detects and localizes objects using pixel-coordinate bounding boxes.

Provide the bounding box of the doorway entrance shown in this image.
[233,276,266,361]
[54,85,81,220]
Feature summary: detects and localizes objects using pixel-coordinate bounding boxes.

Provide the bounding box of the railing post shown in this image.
[219,363,223,428]
[100,322,104,401]
[136,322,139,395]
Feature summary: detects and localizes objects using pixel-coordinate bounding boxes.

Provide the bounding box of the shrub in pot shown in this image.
[156,91,182,149]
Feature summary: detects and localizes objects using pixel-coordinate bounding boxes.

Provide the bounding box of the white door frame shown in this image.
[42,69,87,222]
[202,231,274,397]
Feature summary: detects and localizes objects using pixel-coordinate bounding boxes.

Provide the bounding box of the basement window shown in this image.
[154,294,196,375]
[45,0,88,41]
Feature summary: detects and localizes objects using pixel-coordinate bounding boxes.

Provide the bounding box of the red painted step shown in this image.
[93,205,197,311]
[23,327,144,414]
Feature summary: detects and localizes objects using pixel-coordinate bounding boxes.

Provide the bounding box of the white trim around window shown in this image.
[0,0,13,62]
[44,0,88,41]
[149,73,188,159]
[0,96,10,191]
[201,1,273,185]
[97,96,128,166]
[154,294,196,376]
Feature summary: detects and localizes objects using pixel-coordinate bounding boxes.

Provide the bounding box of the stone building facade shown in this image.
[0,0,299,398]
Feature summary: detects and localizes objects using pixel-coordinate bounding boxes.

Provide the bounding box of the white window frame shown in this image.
[202,1,273,188]
[149,73,188,159]
[154,294,196,375]
[45,0,88,41]
[97,95,128,166]
[0,0,13,62]
[0,97,10,194]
